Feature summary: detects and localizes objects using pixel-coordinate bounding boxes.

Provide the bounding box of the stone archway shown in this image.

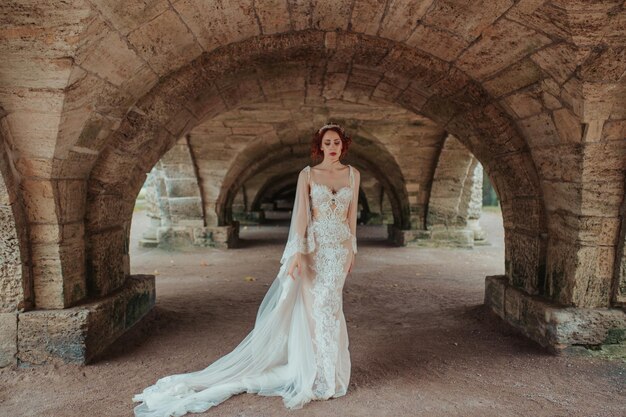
[2,1,625,364]
[82,31,547,358]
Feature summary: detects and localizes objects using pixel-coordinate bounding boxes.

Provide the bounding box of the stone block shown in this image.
[311,0,352,31]
[0,205,25,312]
[366,0,423,41]
[86,228,126,297]
[157,227,194,249]
[350,0,385,35]
[387,226,430,246]
[57,179,87,223]
[518,112,561,148]
[570,246,614,308]
[531,42,578,84]
[429,229,474,248]
[456,18,551,80]
[0,312,17,367]
[484,59,542,97]
[29,245,64,309]
[16,275,155,366]
[484,275,505,318]
[502,90,543,119]
[406,24,468,62]
[484,275,626,353]
[172,0,259,51]
[204,224,239,248]
[30,236,86,309]
[126,9,203,76]
[254,0,291,34]
[423,0,513,42]
[164,178,200,198]
[553,108,583,143]
[80,30,146,87]
[85,194,133,232]
[90,0,168,35]
[504,230,545,294]
[21,180,57,223]
[168,197,203,219]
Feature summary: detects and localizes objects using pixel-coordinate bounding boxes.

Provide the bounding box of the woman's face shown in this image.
[320,130,343,161]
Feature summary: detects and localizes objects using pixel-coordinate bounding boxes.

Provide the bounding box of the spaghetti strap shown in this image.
[305,165,310,184]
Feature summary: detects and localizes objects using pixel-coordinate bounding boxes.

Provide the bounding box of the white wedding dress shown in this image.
[132,165,359,417]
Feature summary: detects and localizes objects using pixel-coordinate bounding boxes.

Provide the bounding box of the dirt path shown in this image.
[1,210,624,416]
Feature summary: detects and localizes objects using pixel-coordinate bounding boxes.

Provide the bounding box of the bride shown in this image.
[132,122,360,417]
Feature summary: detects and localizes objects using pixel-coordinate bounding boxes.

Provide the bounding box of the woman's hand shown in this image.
[287,254,301,281]
[348,253,355,274]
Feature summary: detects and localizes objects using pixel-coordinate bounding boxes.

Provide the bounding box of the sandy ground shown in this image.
[1,208,624,417]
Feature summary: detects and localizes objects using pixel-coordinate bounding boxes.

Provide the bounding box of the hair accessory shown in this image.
[317,122,345,134]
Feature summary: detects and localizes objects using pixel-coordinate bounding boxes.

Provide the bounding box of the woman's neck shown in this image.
[316,159,346,170]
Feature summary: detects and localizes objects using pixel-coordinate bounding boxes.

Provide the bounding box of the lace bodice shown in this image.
[308,165,356,252]
[310,182,353,221]
[279,165,358,265]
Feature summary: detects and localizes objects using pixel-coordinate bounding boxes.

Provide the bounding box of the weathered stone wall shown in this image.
[1,0,624,363]
[0,119,35,367]
[614,175,626,306]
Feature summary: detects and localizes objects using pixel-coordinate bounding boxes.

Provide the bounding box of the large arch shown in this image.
[2,2,624,363]
[85,32,545,300]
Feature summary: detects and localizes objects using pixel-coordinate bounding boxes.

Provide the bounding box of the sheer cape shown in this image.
[132,165,359,417]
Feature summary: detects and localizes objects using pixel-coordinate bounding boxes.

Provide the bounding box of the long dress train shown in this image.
[132,164,360,417]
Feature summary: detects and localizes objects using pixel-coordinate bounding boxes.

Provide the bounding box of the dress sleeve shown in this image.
[280,167,315,264]
[348,167,360,254]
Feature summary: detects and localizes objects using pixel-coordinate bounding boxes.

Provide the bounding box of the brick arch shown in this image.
[83,30,546,309]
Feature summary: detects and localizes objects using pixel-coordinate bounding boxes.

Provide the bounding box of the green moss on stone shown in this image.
[125,292,152,328]
[604,328,626,344]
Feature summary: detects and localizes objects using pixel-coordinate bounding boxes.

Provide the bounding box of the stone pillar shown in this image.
[393,136,486,248]
[467,164,486,241]
[141,139,238,249]
[0,143,32,367]
[361,178,383,225]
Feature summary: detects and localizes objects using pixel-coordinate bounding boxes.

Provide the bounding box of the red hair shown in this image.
[310,125,352,162]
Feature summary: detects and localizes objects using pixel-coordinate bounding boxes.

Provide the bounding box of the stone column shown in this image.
[424,136,485,247]
[141,138,238,249]
[393,135,486,247]
[0,143,32,367]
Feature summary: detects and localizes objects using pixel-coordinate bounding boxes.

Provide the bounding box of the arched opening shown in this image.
[86,31,544,292]
[78,31,549,360]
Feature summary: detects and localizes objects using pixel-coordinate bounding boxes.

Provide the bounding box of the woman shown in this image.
[132,122,360,417]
